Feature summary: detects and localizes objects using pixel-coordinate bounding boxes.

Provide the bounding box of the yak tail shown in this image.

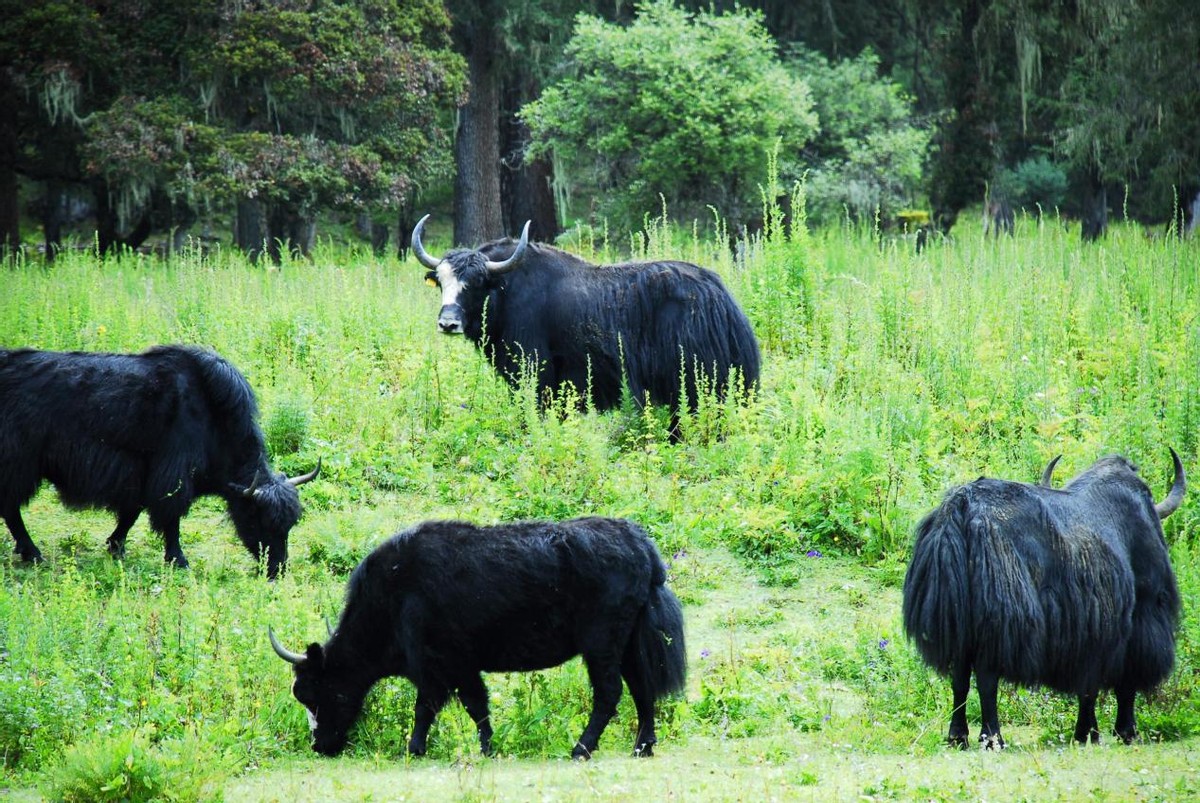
[627,557,687,700]
[902,488,971,675]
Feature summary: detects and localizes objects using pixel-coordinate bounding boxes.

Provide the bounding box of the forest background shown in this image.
[2,0,1197,259]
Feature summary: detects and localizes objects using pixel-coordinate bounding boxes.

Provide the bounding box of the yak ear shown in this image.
[305,643,325,665]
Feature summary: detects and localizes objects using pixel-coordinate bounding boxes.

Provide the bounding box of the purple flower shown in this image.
[673,549,688,561]
[878,638,889,650]
[806,549,823,558]
[699,648,711,659]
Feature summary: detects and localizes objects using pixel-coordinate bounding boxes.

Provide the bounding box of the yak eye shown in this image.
[425,272,438,287]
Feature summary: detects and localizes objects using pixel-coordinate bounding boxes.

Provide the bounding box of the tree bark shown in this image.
[1080,166,1107,242]
[0,71,19,259]
[500,72,560,242]
[236,198,266,263]
[453,26,504,246]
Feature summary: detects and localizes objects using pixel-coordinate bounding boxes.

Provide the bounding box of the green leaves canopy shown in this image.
[522,0,816,230]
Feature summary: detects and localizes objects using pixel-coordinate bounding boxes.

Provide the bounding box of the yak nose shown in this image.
[438,305,464,334]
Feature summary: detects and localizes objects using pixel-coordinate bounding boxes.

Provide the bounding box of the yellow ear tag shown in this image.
[425,278,438,287]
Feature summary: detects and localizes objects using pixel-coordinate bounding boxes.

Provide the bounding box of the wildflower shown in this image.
[806,549,822,558]
[878,638,889,650]
[699,648,711,659]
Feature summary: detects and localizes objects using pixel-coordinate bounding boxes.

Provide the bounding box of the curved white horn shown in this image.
[411,214,441,269]
[484,220,531,274]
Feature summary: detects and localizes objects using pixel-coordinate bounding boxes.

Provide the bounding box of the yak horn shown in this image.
[269,626,305,665]
[1156,447,1186,520]
[241,470,265,498]
[411,214,441,269]
[484,220,531,274]
[1039,455,1061,488]
[287,457,322,487]
[324,615,335,638]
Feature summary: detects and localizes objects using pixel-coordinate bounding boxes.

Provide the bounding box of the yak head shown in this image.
[269,627,368,756]
[226,460,320,579]
[412,214,531,338]
[1040,447,1186,521]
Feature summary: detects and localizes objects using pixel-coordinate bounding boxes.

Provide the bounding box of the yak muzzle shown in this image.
[438,305,465,334]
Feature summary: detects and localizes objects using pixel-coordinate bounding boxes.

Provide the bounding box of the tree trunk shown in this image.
[1080,166,1107,242]
[453,27,504,246]
[265,204,314,264]
[42,181,66,263]
[236,198,266,263]
[927,0,994,235]
[500,72,560,242]
[0,71,19,259]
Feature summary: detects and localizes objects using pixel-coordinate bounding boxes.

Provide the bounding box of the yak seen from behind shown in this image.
[903,449,1185,749]
[271,516,686,759]
[412,216,760,424]
[0,346,318,577]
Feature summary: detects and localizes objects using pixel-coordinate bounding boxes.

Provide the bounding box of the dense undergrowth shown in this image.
[1,208,1198,799]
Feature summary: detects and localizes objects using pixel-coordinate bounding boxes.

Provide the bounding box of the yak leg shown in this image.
[573,656,624,760]
[947,661,971,748]
[408,685,450,756]
[2,508,43,563]
[1113,684,1138,744]
[150,513,189,568]
[621,661,659,757]
[975,669,1004,750]
[1074,694,1100,744]
[456,675,494,755]
[106,509,141,559]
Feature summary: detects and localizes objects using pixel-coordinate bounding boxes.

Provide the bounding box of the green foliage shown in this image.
[996,155,1069,214]
[0,213,1198,793]
[44,727,226,803]
[522,0,816,231]
[787,47,931,226]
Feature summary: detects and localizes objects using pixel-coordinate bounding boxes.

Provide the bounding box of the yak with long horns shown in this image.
[0,346,319,577]
[413,216,760,421]
[903,449,1185,748]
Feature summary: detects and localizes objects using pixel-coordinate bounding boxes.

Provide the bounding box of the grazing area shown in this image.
[1,214,1199,800]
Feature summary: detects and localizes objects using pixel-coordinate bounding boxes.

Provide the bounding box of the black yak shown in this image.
[0,346,319,577]
[412,215,760,418]
[903,449,1185,748]
[270,516,686,759]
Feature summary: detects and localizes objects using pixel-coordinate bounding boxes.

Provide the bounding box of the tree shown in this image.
[523,0,817,235]
[787,46,931,226]
[1,0,466,261]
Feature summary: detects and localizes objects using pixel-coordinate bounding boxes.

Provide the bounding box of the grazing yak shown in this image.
[903,449,1185,748]
[270,516,686,759]
[0,346,319,577]
[412,216,760,420]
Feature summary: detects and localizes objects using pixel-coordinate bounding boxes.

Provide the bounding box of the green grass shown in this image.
[1,211,1199,799]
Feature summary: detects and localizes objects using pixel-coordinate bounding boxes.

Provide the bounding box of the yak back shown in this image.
[0,346,266,510]
[472,240,760,410]
[903,465,1177,696]
[329,517,664,678]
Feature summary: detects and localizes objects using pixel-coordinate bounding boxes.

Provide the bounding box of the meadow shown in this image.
[1,208,1199,801]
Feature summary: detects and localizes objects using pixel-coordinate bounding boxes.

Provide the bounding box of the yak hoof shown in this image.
[107,540,126,559]
[406,743,427,757]
[571,742,593,761]
[165,554,190,569]
[980,733,1005,751]
[947,732,969,750]
[1115,728,1137,746]
[15,547,44,563]
[633,741,655,758]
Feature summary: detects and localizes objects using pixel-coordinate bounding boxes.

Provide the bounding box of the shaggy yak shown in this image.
[903,449,1185,748]
[0,346,319,577]
[412,215,760,420]
[270,516,686,759]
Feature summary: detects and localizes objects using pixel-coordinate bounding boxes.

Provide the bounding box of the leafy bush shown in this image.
[44,728,226,803]
[523,0,816,233]
[997,155,1069,215]
[785,47,931,226]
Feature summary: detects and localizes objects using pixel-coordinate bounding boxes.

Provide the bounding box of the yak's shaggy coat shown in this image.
[417,220,760,415]
[903,453,1184,747]
[0,346,315,576]
[272,516,686,759]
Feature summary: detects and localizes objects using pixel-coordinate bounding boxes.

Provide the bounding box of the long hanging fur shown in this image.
[903,456,1180,706]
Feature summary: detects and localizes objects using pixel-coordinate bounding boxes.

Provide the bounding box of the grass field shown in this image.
[1,211,1198,800]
